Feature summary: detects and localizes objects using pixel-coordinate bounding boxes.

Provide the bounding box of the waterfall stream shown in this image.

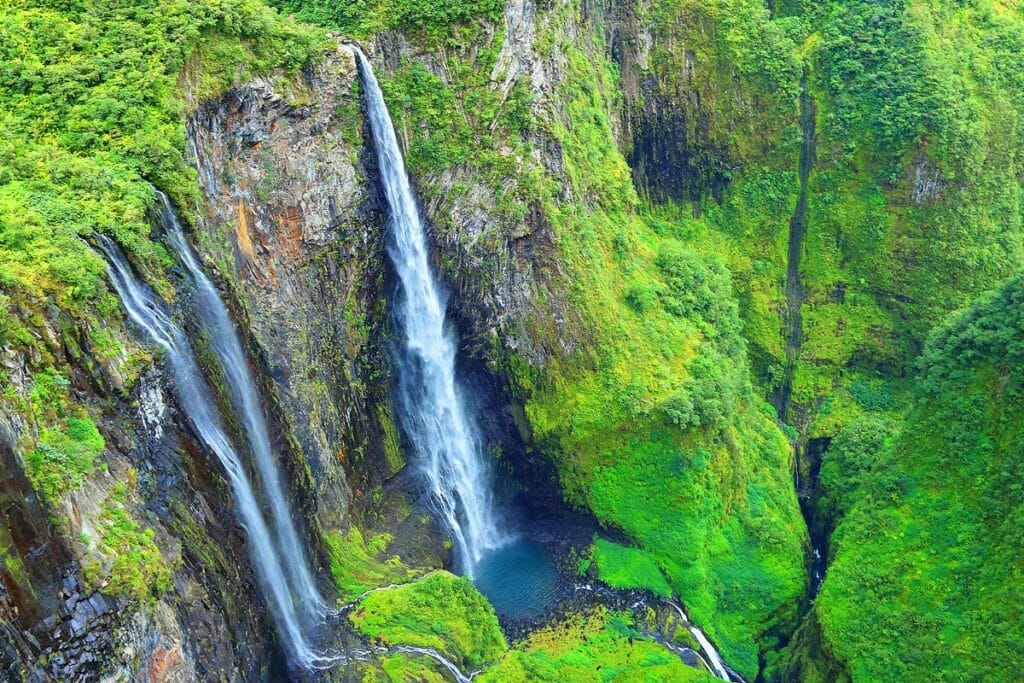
[100,236,332,669]
[353,47,504,574]
[158,193,325,619]
[663,600,737,681]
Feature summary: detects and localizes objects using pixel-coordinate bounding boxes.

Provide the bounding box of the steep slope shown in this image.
[278,2,807,675]
[597,0,1024,434]
[785,273,1024,681]
[0,2,326,678]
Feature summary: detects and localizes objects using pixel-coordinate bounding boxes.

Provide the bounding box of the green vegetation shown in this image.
[83,477,174,603]
[0,0,319,615]
[815,414,897,531]
[790,273,1024,680]
[25,417,104,502]
[269,0,502,43]
[324,525,417,601]
[497,13,806,676]
[289,0,807,673]
[477,608,715,682]
[592,538,672,599]
[15,368,106,503]
[363,652,449,682]
[3,0,1023,679]
[350,571,506,670]
[0,0,319,369]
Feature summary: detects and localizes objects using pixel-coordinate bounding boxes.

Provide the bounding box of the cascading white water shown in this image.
[100,237,331,669]
[664,600,735,681]
[158,193,324,620]
[353,47,504,573]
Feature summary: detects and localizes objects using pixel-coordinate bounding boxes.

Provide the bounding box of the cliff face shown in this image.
[0,302,274,680]
[4,0,1021,680]
[0,1,806,678]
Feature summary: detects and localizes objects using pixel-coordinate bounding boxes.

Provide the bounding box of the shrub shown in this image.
[25,418,104,503]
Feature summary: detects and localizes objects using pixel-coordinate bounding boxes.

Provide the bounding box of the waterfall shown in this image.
[663,600,736,681]
[157,193,324,619]
[353,47,504,574]
[99,237,331,669]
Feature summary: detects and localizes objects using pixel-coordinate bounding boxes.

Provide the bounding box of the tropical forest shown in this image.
[0,0,1021,681]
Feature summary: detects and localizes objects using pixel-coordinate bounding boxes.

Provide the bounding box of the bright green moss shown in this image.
[592,538,673,598]
[477,608,715,682]
[350,571,506,670]
[83,479,174,603]
[3,552,30,587]
[324,525,416,601]
[364,653,449,682]
[25,417,104,503]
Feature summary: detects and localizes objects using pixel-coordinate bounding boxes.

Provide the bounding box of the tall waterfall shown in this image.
[100,237,329,669]
[354,47,504,573]
[158,193,324,619]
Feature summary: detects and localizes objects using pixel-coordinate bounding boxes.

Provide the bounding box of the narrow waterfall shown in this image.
[158,193,324,619]
[664,600,735,681]
[100,237,330,669]
[353,47,504,574]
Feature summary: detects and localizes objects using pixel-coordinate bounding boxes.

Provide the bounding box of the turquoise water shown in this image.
[473,538,564,620]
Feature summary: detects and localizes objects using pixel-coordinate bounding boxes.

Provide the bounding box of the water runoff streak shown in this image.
[100,236,332,669]
[353,47,504,574]
[158,193,324,619]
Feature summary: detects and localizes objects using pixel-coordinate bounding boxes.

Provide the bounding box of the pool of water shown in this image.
[473,538,565,621]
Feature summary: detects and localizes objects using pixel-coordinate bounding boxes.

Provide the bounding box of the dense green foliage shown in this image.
[3,0,1023,679]
[815,415,896,530]
[477,609,715,682]
[269,0,502,42]
[350,572,507,670]
[0,0,319,612]
[506,19,806,675]
[802,273,1024,680]
[0,0,318,367]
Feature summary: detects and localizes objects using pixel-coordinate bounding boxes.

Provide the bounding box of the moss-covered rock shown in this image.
[350,571,507,670]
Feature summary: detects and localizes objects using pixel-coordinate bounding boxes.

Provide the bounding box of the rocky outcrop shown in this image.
[0,315,275,680]
[600,0,798,204]
[183,45,456,572]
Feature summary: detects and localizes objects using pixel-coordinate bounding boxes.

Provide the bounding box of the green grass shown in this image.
[324,525,417,601]
[366,653,449,682]
[350,571,506,670]
[592,538,673,599]
[477,608,716,682]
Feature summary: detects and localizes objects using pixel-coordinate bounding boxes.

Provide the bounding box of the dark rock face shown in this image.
[625,85,734,204]
[599,0,794,206]
[600,0,733,204]
[184,47,453,570]
[0,351,273,681]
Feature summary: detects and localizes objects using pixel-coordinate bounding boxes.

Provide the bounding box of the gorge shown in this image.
[2,1,1023,682]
